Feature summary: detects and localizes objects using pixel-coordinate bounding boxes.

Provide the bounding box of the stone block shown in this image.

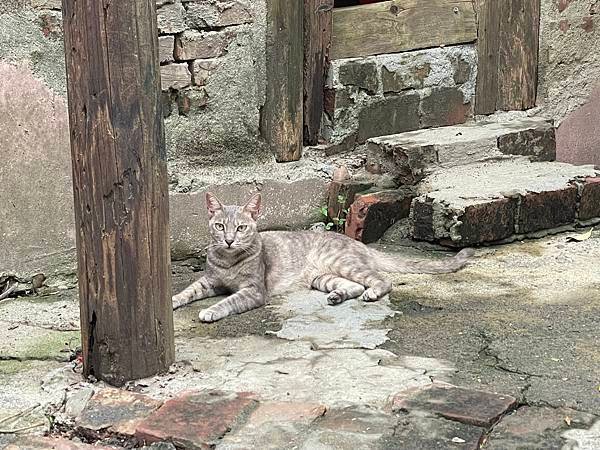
[219,402,327,449]
[517,186,578,234]
[578,177,600,220]
[454,198,518,246]
[160,63,191,91]
[135,390,258,448]
[345,188,415,243]
[452,55,472,85]
[157,2,187,34]
[497,125,556,162]
[301,405,397,449]
[177,87,209,115]
[169,178,327,258]
[76,388,162,436]
[247,402,326,427]
[327,180,373,222]
[382,63,431,93]
[216,1,253,26]
[413,197,518,246]
[192,59,219,86]
[158,36,175,64]
[380,414,484,450]
[366,139,437,185]
[338,60,378,93]
[187,1,253,28]
[357,94,420,143]
[175,30,232,61]
[420,87,472,128]
[391,384,517,428]
[411,197,436,242]
[366,118,559,183]
[485,406,596,450]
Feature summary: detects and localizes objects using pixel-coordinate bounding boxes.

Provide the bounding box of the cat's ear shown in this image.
[243,193,262,220]
[205,192,223,218]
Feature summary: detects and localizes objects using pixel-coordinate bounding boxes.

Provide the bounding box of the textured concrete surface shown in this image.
[417,159,596,207]
[367,117,556,184]
[1,231,600,448]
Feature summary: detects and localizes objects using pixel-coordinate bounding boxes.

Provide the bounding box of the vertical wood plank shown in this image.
[262,0,304,162]
[303,0,333,146]
[62,0,175,386]
[497,0,540,111]
[474,0,500,115]
[475,0,541,114]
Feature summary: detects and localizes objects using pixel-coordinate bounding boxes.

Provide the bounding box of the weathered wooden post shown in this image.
[262,0,304,162]
[303,0,333,146]
[62,0,175,386]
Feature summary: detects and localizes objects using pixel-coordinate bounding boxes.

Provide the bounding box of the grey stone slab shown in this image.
[366,117,557,184]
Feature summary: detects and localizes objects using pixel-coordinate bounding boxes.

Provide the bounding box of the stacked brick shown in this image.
[157,0,253,117]
[322,45,477,150]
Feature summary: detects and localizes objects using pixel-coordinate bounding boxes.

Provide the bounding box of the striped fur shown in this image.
[172,193,474,322]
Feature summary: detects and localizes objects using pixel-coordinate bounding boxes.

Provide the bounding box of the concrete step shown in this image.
[410,159,600,247]
[366,117,556,185]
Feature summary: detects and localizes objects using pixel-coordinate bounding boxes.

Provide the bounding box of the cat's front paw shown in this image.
[199,307,224,323]
[172,294,188,310]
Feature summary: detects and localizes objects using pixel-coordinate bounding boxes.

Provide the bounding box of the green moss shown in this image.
[20,331,80,361]
[0,360,33,375]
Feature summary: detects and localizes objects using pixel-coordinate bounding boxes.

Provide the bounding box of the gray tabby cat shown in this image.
[172,193,474,322]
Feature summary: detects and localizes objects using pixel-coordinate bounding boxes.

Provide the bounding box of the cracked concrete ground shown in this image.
[0,230,599,448]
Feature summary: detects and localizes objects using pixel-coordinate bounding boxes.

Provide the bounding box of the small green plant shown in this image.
[318,195,349,232]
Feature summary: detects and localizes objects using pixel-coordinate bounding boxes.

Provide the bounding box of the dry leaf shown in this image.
[566,227,593,242]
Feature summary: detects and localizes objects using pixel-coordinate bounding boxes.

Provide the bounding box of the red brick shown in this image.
[161,64,192,91]
[135,390,258,449]
[579,177,600,220]
[175,31,232,61]
[327,180,373,221]
[420,87,472,128]
[391,384,517,428]
[455,198,518,245]
[247,402,326,427]
[76,388,162,437]
[345,189,414,243]
[517,186,578,234]
[158,36,175,64]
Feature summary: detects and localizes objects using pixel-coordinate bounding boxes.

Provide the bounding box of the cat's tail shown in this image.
[373,247,475,274]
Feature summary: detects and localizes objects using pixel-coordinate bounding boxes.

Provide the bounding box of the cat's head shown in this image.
[205,192,261,250]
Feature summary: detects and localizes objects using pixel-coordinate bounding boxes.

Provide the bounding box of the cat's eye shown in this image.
[237,225,247,232]
[214,223,224,231]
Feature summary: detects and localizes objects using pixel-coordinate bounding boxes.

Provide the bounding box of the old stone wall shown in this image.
[322,45,477,150]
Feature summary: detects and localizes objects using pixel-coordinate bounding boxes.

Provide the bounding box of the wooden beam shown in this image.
[262,0,304,162]
[331,0,477,60]
[475,0,541,114]
[303,0,333,146]
[62,0,175,386]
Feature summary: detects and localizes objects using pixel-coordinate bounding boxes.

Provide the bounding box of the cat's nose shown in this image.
[225,239,234,247]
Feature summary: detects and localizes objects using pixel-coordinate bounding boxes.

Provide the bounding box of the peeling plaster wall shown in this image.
[538,0,600,165]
